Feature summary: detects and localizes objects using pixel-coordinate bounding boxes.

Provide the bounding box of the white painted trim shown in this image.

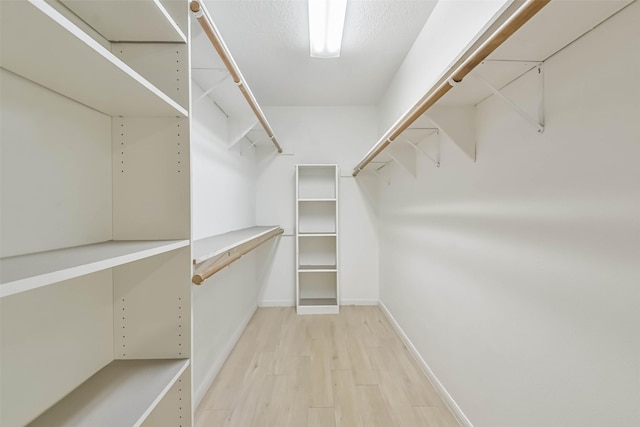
[193,304,257,409]
[258,300,295,307]
[378,301,473,427]
[341,299,379,306]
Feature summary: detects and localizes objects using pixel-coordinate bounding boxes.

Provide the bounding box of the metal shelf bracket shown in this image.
[473,61,544,133]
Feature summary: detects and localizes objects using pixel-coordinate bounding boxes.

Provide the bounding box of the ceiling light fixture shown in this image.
[308,0,347,58]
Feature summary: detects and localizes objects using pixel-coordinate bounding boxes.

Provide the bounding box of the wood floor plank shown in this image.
[308,407,336,427]
[332,369,363,427]
[195,307,460,427]
[357,384,398,427]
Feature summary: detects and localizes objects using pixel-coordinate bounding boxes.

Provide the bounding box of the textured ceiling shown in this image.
[196,0,437,106]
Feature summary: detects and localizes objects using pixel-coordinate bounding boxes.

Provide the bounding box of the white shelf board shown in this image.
[60,0,186,43]
[298,233,337,237]
[0,240,189,298]
[297,299,339,315]
[298,198,337,202]
[0,0,188,117]
[29,359,189,427]
[439,0,632,106]
[192,226,281,265]
[299,265,337,272]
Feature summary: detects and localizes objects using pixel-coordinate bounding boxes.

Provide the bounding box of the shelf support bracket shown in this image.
[472,63,544,133]
[397,128,440,167]
[194,73,230,104]
[386,141,416,178]
[427,106,476,162]
[228,119,259,151]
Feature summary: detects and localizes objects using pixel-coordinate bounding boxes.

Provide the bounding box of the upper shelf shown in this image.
[59,0,186,43]
[352,0,633,175]
[192,226,283,284]
[0,240,189,298]
[439,0,634,106]
[29,359,189,427]
[0,0,188,117]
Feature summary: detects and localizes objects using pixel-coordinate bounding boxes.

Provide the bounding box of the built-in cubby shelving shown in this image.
[296,165,339,314]
[0,0,192,425]
[0,240,189,298]
[0,0,187,117]
[29,359,190,427]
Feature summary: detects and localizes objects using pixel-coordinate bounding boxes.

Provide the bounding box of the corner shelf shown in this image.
[0,240,190,298]
[192,226,283,285]
[0,0,187,117]
[29,359,190,427]
[296,165,340,315]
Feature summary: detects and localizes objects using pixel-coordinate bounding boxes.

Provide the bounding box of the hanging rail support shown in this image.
[398,129,440,167]
[192,227,284,285]
[194,73,231,104]
[472,64,544,133]
[352,0,551,177]
[190,0,283,153]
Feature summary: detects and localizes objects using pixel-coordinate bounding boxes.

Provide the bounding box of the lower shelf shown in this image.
[297,298,339,315]
[29,359,189,427]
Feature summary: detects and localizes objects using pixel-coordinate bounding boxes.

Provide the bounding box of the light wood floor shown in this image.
[195,306,460,427]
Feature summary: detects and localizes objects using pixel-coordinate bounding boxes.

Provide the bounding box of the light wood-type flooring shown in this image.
[195,306,460,427]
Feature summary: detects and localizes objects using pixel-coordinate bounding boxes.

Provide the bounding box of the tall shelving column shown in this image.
[295,165,339,314]
[0,1,192,426]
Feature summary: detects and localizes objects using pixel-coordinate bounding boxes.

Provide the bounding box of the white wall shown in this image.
[377,3,640,427]
[377,0,511,134]
[256,106,380,306]
[190,82,263,406]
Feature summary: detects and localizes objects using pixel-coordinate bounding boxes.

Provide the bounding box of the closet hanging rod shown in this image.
[192,227,284,285]
[352,0,551,177]
[190,0,283,153]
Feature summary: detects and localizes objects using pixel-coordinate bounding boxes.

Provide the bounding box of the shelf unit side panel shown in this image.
[295,166,300,307]
[113,247,191,359]
[113,43,189,111]
[140,366,191,427]
[0,69,112,258]
[112,117,190,240]
[0,270,114,427]
[335,166,340,305]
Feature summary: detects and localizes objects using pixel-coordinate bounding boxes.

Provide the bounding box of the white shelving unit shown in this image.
[0,1,192,426]
[295,165,339,314]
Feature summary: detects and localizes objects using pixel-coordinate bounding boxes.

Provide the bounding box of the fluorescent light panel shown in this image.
[308,0,347,58]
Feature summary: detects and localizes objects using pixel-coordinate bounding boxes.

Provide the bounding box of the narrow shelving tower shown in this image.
[295,165,340,314]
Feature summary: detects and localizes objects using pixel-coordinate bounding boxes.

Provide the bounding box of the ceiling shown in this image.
[195,0,438,106]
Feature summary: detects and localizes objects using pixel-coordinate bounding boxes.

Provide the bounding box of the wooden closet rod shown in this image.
[352,0,551,177]
[192,227,284,285]
[190,0,283,153]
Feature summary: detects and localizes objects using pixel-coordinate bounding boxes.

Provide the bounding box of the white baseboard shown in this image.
[341,298,379,306]
[194,303,258,410]
[259,299,379,307]
[258,299,295,307]
[378,301,473,427]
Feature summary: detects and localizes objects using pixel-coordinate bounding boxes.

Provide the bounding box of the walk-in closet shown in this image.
[1,0,638,426]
